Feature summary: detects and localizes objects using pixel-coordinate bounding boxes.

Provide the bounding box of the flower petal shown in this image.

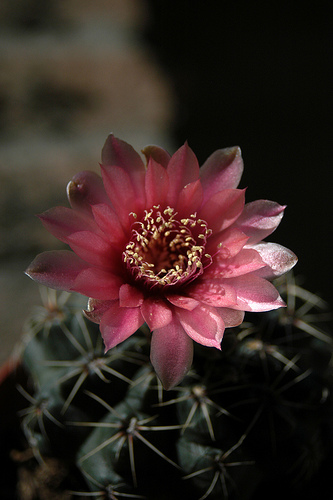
[206,227,249,259]
[235,200,286,244]
[67,170,110,214]
[206,248,266,279]
[166,143,200,207]
[73,268,123,300]
[141,298,173,330]
[216,308,245,328]
[67,231,120,270]
[227,274,285,311]
[176,179,203,216]
[188,279,237,308]
[100,301,144,351]
[25,250,87,291]
[38,207,99,243]
[101,165,140,228]
[145,158,169,208]
[101,134,146,204]
[251,242,298,279]
[176,304,225,349]
[84,298,112,324]
[199,189,245,233]
[150,318,194,390]
[200,146,244,203]
[142,144,171,168]
[119,284,144,307]
[166,294,200,311]
[91,203,127,245]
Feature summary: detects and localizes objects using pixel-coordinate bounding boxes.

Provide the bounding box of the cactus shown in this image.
[15,274,333,500]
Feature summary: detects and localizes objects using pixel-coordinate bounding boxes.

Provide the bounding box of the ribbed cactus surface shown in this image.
[16,275,333,500]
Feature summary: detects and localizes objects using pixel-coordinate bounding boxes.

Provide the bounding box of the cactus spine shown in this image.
[15,275,333,499]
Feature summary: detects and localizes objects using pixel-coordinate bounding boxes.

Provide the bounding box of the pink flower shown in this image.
[26,135,297,389]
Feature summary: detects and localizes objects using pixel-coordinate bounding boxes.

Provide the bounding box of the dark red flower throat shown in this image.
[122,205,212,291]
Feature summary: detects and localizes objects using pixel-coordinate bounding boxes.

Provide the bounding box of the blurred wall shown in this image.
[0,0,175,364]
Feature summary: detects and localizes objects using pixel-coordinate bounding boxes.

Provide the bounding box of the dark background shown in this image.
[144,1,333,305]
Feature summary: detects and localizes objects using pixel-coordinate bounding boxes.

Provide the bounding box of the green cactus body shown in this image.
[17,276,333,499]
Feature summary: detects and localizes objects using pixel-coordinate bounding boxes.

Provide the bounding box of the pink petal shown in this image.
[166,294,200,311]
[101,165,141,228]
[67,170,110,214]
[25,250,87,291]
[206,227,249,259]
[166,143,200,207]
[100,300,144,351]
[234,200,286,244]
[119,284,144,307]
[141,298,173,330]
[101,134,145,178]
[188,279,237,308]
[176,179,203,216]
[216,308,245,328]
[150,318,194,390]
[200,146,244,203]
[73,268,123,300]
[251,242,298,279]
[206,248,266,279]
[101,134,146,210]
[145,158,169,208]
[84,298,112,324]
[91,203,127,245]
[176,304,225,349]
[67,231,120,270]
[142,144,171,168]
[227,274,285,312]
[199,189,245,233]
[38,207,99,243]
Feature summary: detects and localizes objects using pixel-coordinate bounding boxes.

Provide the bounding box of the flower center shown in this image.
[122,206,212,290]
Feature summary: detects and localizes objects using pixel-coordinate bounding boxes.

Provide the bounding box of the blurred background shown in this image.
[0,0,332,365]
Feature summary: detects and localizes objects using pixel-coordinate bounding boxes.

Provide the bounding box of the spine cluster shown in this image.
[17,275,333,499]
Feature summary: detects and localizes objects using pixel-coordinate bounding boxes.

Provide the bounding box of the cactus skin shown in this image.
[17,276,333,500]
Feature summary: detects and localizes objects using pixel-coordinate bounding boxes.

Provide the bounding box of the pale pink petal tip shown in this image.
[200,145,244,201]
[100,302,144,351]
[84,298,112,324]
[252,242,298,279]
[150,320,194,390]
[177,305,225,349]
[166,142,200,206]
[101,133,144,172]
[142,144,171,168]
[25,250,87,291]
[66,170,109,212]
[236,200,286,244]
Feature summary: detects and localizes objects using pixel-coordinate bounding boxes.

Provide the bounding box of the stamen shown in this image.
[122,205,212,290]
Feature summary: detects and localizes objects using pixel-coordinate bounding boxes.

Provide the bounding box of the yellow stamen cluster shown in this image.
[123,205,212,289]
